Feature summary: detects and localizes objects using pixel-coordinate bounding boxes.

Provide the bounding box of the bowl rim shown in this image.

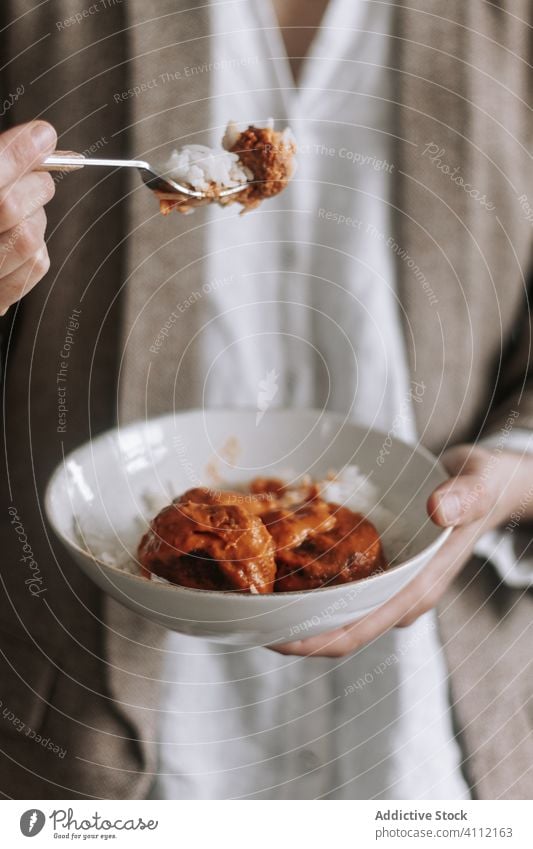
[44,407,453,600]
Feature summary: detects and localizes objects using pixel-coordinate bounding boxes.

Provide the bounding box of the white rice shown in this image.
[164,144,252,192]
[74,466,410,579]
[164,119,296,192]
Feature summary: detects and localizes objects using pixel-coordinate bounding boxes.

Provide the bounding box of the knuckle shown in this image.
[5,138,32,179]
[8,132,38,174]
[39,173,56,204]
[32,247,50,278]
[0,124,53,186]
[32,207,47,233]
[0,190,21,228]
[0,176,54,232]
[29,174,55,213]
[16,219,42,260]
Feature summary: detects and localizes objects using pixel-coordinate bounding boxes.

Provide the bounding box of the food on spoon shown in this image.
[157,120,296,215]
[138,477,387,593]
[225,123,296,211]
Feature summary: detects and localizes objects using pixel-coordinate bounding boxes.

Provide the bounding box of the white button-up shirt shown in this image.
[152,0,472,800]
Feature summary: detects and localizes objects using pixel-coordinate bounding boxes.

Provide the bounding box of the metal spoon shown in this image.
[39,151,247,201]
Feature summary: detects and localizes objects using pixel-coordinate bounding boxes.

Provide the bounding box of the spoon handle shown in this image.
[37,151,148,172]
[36,151,85,171]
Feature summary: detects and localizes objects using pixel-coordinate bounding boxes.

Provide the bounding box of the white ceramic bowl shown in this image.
[45,409,451,646]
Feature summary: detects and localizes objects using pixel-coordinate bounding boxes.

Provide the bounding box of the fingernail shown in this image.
[440,493,462,525]
[31,122,56,151]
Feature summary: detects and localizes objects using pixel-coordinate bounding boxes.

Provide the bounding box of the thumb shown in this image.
[427,445,498,528]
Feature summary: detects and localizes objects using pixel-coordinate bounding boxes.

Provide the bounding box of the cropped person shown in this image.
[0,0,532,799]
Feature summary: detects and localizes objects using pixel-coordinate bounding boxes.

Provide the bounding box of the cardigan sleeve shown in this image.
[475,430,533,588]
[481,274,533,438]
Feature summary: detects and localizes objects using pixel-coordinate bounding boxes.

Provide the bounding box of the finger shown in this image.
[273,592,415,658]
[0,121,57,189]
[273,627,358,657]
[428,472,496,527]
[395,521,481,626]
[428,444,503,528]
[273,523,481,656]
[0,245,50,313]
[0,171,55,233]
[0,208,47,277]
[437,443,477,477]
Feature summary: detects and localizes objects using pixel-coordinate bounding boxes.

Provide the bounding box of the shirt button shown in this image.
[299,749,320,771]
